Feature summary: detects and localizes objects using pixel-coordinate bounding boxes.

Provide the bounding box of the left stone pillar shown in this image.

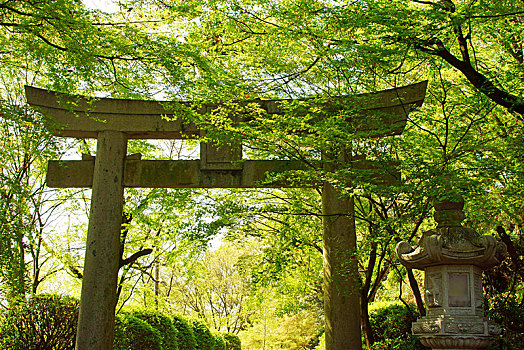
[322,148,362,350]
[76,131,127,350]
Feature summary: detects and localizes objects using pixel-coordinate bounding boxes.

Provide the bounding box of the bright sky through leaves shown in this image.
[83,0,119,13]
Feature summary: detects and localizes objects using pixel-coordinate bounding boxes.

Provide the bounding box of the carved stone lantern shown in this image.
[396,193,507,349]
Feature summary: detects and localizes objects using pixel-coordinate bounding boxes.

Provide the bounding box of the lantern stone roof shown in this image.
[396,193,506,270]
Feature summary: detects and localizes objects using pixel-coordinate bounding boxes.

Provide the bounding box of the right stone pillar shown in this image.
[396,193,507,349]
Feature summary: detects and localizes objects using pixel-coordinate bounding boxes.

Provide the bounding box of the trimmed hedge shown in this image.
[113,312,163,350]
[222,332,241,350]
[0,293,242,350]
[131,309,178,350]
[0,293,79,350]
[191,319,215,350]
[172,314,197,350]
[211,330,226,350]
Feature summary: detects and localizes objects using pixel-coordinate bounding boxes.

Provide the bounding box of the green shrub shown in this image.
[211,330,226,350]
[172,314,197,350]
[0,293,79,350]
[485,294,524,350]
[222,332,241,350]
[312,330,424,350]
[131,309,178,350]
[113,313,162,350]
[191,319,215,350]
[369,303,416,340]
[367,303,428,350]
[369,337,426,350]
[312,332,325,350]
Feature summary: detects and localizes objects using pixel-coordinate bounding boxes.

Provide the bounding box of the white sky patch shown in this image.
[83,0,120,13]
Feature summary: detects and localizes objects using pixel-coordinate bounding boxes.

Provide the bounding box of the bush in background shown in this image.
[486,294,524,350]
[222,332,242,350]
[0,293,78,350]
[312,332,325,350]
[191,319,216,350]
[131,309,178,350]
[211,330,226,350]
[172,314,197,350]
[113,313,162,350]
[0,293,241,350]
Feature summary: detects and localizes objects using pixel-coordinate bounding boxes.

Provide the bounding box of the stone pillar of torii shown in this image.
[25,81,427,350]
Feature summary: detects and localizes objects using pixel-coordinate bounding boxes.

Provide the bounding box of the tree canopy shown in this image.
[0,0,522,349]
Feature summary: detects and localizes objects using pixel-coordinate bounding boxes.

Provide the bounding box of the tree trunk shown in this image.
[361,290,374,347]
[361,240,377,347]
[407,268,426,316]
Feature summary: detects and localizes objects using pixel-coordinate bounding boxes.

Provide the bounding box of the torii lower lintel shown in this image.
[46,158,399,188]
[25,81,427,350]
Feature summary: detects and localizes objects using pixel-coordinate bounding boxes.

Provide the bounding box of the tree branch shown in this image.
[420,40,524,115]
[467,11,524,20]
[119,248,154,268]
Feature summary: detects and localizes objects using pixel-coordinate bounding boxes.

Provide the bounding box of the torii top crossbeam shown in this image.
[25,81,427,139]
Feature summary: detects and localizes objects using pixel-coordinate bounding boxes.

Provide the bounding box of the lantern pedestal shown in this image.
[412,264,501,349]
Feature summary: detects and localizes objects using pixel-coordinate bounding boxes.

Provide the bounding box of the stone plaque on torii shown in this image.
[25,81,427,350]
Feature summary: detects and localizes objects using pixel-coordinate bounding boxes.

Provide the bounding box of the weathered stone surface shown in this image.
[321,147,362,350]
[396,194,506,350]
[396,217,506,270]
[47,159,312,188]
[199,129,243,171]
[75,131,127,350]
[46,158,400,189]
[25,81,427,139]
[322,183,362,350]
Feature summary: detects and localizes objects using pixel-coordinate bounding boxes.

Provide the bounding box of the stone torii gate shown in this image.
[25,82,427,350]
